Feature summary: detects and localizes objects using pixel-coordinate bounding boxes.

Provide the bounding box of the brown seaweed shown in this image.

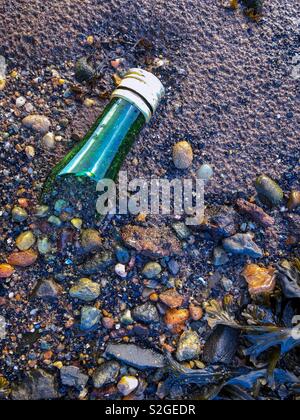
[205,300,300,359]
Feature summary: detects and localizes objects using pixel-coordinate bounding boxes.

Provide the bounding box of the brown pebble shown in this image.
[236,198,275,228]
[22,114,51,134]
[159,289,184,308]
[189,304,203,321]
[288,191,300,211]
[173,141,194,170]
[121,225,182,258]
[102,317,115,330]
[0,263,14,278]
[8,249,38,267]
[242,263,276,297]
[164,308,189,326]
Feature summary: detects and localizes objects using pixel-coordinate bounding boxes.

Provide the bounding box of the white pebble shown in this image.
[16,96,26,108]
[41,132,55,150]
[117,376,139,396]
[115,264,127,278]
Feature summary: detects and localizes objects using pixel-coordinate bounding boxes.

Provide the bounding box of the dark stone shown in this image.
[132,302,160,324]
[75,57,96,83]
[115,246,130,264]
[132,324,150,337]
[203,325,239,365]
[168,259,180,275]
[79,251,114,275]
[93,361,120,389]
[33,279,61,299]
[60,365,89,389]
[11,369,58,400]
[201,206,239,240]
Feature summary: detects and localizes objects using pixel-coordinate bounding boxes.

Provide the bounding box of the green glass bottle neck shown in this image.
[47,98,145,186]
[60,98,145,182]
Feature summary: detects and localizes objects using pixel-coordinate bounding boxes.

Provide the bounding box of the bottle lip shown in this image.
[111,68,165,122]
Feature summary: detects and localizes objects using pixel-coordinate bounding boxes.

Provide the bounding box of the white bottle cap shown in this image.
[111,68,165,122]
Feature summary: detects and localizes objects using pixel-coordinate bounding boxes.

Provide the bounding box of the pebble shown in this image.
[164,309,189,326]
[173,141,194,169]
[24,103,34,113]
[86,35,94,45]
[0,79,5,91]
[117,376,139,396]
[75,57,96,83]
[80,306,101,330]
[221,277,233,292]
[69,278,100,302]
[16,231,36,251]
[80,229,102,253]
[12,206,28,222]
[196,163,214,181]
[0,316,6,339]
[172,222,191,240]
[48,216,62,227]
[60,366,89,390]
[8,250,38,267]
[223,233,263,259]
[142,262,162,279]
[71,218,83,230]
[189,304,203,321]
[159,289,183,308]
[93,361,120,389]
[167,259,180,276]
[34,205,49,218]
[236,198,275,228]
[34,279,61,299]
[0,56,6,91]
[121,225,182,258]
[25,145,35,159]
[37,237,52,255]
[41,132,55,150]
[202,206,239,240]
[115,246,130,264]
[242,263,276,297]
[176,330,201,362]
[120,309,134,325]
[0,263,14,278]
[102,317,115,329]
[11,369,58,400]
[16,96,26,108]
[288,191,300,211]
[22,115,51,134]
[115,263,127,278]
[213,246,229,266]
[255,175,284,207]
[54,199,69,213]
[105,344,165,370]
[132,302,159,324]
[84,98,95,107]
[79,251,114,275]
